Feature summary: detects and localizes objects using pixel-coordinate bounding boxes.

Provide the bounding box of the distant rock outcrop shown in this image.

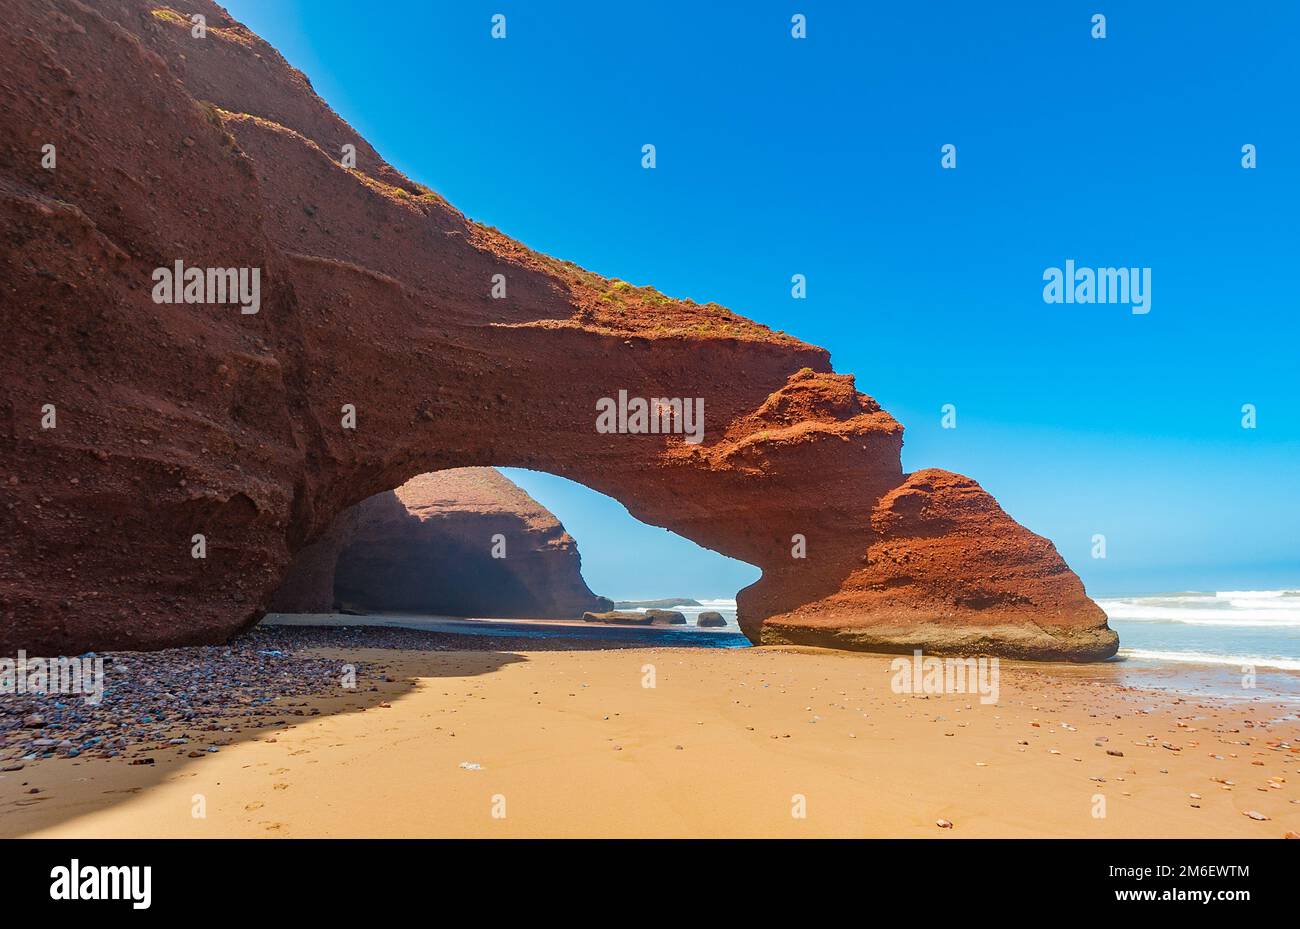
[269,469,611,619]
[696,611,728,627]
[614,598,702,609]
[583,611,654,626]
[644,609,687,625]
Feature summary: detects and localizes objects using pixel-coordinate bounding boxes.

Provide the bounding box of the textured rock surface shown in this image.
[583,611,653,626]
[0,0,1116,659]
[762,470,1116,659]
[644,609,687,625]
[269,468,611,619]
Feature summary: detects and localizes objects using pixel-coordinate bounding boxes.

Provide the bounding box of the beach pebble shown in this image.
[936,819,953,829]
[1106,749,1124,757]
[1243,810,1269,821]
[458,761,483,770]
[0,627,388,768]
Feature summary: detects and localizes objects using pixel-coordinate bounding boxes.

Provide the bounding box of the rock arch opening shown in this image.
[266,467,760,634]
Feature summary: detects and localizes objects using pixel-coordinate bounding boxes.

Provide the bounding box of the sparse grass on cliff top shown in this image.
[150,7,254,46]
[464,220,808,346]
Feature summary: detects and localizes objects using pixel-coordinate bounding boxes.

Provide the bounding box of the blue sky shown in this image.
[223,1,1299,599]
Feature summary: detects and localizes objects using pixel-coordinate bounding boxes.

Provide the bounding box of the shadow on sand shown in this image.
[0,628,531,836]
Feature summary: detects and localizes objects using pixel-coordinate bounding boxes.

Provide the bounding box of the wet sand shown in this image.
[262,611,750,647]
[2,630,1297,838]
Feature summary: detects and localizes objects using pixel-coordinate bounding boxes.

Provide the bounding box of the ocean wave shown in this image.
[1100,606,1300,626]
[1215,590,1300,599]
[1099,589,1300,627]
[1119,648,1300,672]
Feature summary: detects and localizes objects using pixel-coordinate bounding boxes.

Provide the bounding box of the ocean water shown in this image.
[652,592,1300,701]
[1100,590,1300,671]
[641,593,1300,671]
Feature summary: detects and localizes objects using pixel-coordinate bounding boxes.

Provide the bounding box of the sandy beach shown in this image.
[2,627,1296,839]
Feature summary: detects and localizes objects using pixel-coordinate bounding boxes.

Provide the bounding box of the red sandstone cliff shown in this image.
[0,0,1117,660]
[269,468,611,618]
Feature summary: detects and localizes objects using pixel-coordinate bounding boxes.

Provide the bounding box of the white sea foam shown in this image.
[1101,589,1300,674]
[1099,590,1300,627]
[1215,590,1300,599]
[1119,648,1300,672]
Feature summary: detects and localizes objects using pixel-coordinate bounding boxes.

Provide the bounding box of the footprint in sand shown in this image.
[244,801,264,811]
[273,783,290,790]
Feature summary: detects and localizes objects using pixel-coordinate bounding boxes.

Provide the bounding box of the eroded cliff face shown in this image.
[269,468,612,619]
[0,0,1117,659]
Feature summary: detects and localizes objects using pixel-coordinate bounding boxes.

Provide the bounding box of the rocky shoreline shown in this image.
[0,624,727,773]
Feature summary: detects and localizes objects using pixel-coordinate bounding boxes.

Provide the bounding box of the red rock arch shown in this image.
[0,0,1115,660]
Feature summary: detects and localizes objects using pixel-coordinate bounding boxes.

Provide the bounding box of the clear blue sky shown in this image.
[224,0,1299,599]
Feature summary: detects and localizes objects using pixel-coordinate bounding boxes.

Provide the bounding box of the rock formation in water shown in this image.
[643,609,687,625]
[0,0,1116,660]
[614,598,702,609]
[268,468,611,618]
[583,611,653,626]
